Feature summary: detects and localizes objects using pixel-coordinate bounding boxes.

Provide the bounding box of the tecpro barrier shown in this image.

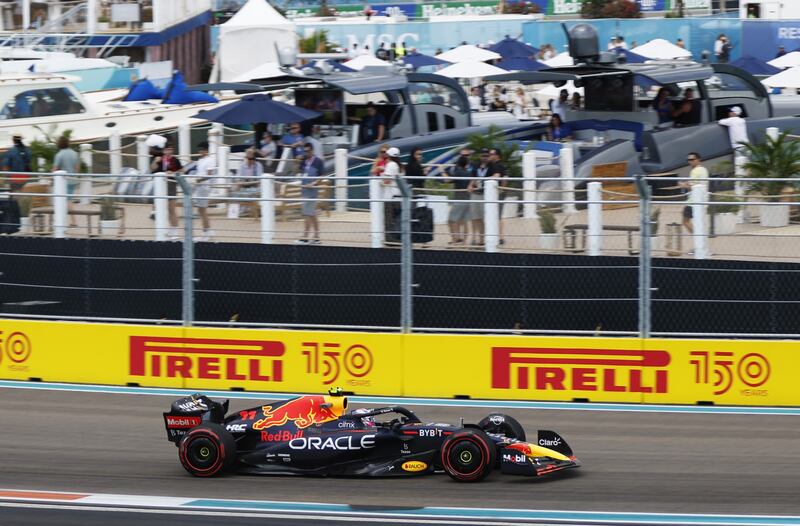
[0,319,793,406]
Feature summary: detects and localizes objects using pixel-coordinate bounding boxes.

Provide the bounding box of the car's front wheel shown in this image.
[440,429,496,482]
[178,422,237,477]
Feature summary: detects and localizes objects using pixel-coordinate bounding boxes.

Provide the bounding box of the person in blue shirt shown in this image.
[359,102,386,145]
[3,134,32,191]
[547,114,573,142]
[653,87,672,124]
[280,123,305,157]
[297,143,325,245]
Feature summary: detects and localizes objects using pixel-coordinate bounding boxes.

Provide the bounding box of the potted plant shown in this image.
[97,15,110,31]
[99,197,120,237]
[740,131,800,227]
[538,208,558,250]
[16,195,31,234]
[711,195,741,235]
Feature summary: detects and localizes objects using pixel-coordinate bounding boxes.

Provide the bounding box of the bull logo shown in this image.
[253,396,341,430]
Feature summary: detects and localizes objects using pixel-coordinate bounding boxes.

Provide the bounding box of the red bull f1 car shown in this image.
[163,390,580,482]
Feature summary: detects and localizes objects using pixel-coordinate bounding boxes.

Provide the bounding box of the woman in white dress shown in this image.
[512,87,527,119]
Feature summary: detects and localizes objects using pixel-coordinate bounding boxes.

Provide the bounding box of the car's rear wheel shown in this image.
[478,413,526,441]
[178,422,237,477]
[440,429,496,482]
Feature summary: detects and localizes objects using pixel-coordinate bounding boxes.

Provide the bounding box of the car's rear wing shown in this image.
[163,394,228,443]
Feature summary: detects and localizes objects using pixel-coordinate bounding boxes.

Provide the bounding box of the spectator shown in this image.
[512,87,527,119]
[445,155,471,245]
[671,88,701,127]
[551,89,569,120]
[718,106,748,153]
[714,34,729,63]
[617,36,628,50]
[404,147,429,194]
[487,148,508,245]
[233,148,263,218]
[467,148,491,246]
[297,143,325,245]
[3,134,32,192]
[364,4,375,20]
[653,87,672,124]
[776,46,787,58]
[570,92,582,110]
[360,102,386,145]
[280,123,305,157]
[682,152,709,234]
[676,38,686,49]
[192,142,215,242]
[256,132,277,171]
[150,142,183,238]
[718,36,731,63]
[370,144,390,176]
[382,147,402,242]
[395,41,406,58]
[468,86,482,111]
[547,114,573,141]
[53,135,81,227]
[375,42,390,61]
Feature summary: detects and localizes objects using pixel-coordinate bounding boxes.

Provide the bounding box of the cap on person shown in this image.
[386,147,400,157]
[480,148,490,154]
[730,106,742,115]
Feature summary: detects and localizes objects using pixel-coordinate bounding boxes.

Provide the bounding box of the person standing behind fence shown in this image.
[280,123,305,158]
[3,134,32,192]
[404,147,428,195]
[382,147,402,243]
[233,148,263,218]
[718,106,748,153]
[297,143,324,245]
[487,148,508,245]
[53,135,80,227]
[193,142,215,242]
[682,152,709,235]
[445,155,471,245]
[151,142,182,238]
[467,148,491,246]
[257,132,277,172]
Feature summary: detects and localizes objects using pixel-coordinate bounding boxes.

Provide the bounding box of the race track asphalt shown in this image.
[1,387,798,516]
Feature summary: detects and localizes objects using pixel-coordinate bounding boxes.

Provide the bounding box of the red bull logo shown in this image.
[261,430,304,442]
[253,396,340,430]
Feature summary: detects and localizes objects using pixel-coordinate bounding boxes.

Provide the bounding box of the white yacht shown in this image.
[0,72,236,148]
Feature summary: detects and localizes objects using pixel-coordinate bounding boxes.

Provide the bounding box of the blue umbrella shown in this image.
[730,55,781,76]
[193,94,321,125]
[401,52,450,69]
[301,59,356,73]
[489,36,539,59]
[498,56,548,72]
[614,48,647,64]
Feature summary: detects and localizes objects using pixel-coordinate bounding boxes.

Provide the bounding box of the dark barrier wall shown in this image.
[0,237,797,335]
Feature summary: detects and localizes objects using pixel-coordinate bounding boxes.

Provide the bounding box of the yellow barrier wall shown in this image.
[0,319,796,406]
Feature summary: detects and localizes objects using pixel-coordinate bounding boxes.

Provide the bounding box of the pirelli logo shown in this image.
[130,336,284,382]
[491,347,670,393]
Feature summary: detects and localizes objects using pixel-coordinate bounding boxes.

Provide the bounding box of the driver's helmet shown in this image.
[350,408,375,428]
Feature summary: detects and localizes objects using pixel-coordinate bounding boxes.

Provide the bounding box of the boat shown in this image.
[0,72,236,148]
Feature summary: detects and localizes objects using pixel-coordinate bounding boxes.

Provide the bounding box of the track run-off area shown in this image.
[1,380,799,525]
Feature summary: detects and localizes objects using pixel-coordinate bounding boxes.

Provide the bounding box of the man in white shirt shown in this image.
[718,106,748,152]
[682,152,709,234]
[551,89,569,121]
[714,34,725,62]
[193,142,215,242]
[468,87,482,111]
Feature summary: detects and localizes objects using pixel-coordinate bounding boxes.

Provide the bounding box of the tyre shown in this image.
[178,422,237,477]
[478,413,526,442]
[440,429,496,482]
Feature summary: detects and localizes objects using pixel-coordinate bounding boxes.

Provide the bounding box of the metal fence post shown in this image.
[79,144,92,205]
[395,174,413,333]
[260,173,275,244]
[522,150,538,219]
[634,175,652,338]
[691,183,709,260]
[175,174,194,326]
[52,171,67,239]
[484,179,499,253]
[587,181,603,256]
[369,178,384,249]
[334,148,348,213]
[153,172,168,241]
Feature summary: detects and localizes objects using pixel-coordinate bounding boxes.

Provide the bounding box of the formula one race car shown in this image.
[163,389,580,482]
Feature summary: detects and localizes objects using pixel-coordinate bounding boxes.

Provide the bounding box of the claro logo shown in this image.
[491,347,670,393]
[129,336,284,382]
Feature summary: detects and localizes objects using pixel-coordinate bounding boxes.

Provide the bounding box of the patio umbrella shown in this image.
[762,66,800,88]
[489,36,539,59]
[631,39,692,60]
[401,51,450,69]
[497,56,548,72]
[542,52,574,67]
[730,55,781,76]
[536,80,583,99]
[435,45,501,63]
[342,54,391,71]
[300,59,356,73]
[767,51,800,69]
[435,60,506,79]
[614,48,647,64]
[193,93,321,125]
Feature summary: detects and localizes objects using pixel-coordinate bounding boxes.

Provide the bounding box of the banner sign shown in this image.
[550,0,582,15]
[637,0,668,12]
[1,319,797,406]
[742,21,800,63]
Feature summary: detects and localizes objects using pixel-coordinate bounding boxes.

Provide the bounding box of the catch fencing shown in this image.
[1,151,800,337]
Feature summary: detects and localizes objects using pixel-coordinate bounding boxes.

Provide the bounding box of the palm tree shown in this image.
[740,131,800,201]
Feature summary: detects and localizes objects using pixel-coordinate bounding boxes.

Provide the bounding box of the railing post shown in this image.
[334,148,348,213]
[52,171,67,239]
[559,146,576,214]
[587,181,603,256]
[109,129,122,175]
[217,145,230,207]
[484,179,499,253]
[369,178,384,248]
[275,147,291,176]
[734,153,748,224]
[522,150,538,219]
[260,173,275,244]
[136,135,149,175]
[86,0,97,34]
[79,143,92,205]
[153,172,168,241]
[178,121,192,165]
[766,127,779,141]
[208,126,222,163]
[691,183,709,260]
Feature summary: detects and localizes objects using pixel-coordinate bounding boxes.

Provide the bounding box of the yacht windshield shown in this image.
[0,88,86,119]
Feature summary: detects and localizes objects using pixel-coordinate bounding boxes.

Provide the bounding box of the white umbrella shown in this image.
[233,62,290,82]
[767,52,800,69]
[435,45,501,63]
[631,39,692,60]
[342,54,391,71]
[536,80,584,99]
[762,65,800,88]
[435,60,506,79]
[542,52,574,68]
